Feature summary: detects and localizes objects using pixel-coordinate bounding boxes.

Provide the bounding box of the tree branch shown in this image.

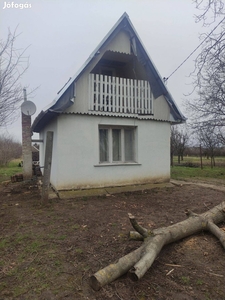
[128,213,150,238]
[90,201,225,291]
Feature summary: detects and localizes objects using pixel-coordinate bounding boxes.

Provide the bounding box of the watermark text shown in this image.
[3,2,32,9]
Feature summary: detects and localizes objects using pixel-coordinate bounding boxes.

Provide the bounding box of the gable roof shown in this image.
[32,12,186,132]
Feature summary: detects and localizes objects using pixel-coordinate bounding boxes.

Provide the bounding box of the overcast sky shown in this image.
[0,0,208,141]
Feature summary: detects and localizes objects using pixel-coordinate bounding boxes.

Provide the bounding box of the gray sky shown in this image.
[0,0,205,141]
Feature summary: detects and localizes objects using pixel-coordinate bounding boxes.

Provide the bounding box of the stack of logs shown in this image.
[11,173,23,183]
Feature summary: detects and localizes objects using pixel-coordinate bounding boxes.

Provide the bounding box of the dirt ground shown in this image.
[1,180,225,300]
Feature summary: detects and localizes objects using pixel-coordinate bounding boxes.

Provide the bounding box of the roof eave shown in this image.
[32,110,59,133]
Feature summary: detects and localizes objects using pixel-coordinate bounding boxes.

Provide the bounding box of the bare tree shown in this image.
[187,48,225,132]
[0,27,30,127]
[171,125,189,165]
[198,126,221,167]
[193,0,225,26]
[187,1,225,135]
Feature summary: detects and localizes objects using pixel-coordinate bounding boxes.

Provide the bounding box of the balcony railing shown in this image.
[89,74,153,114]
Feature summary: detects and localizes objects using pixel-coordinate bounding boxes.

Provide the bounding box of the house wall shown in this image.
[34,15,184,193]
[50,114,170,190]
[104,30,131,53]
[153,95,171,120]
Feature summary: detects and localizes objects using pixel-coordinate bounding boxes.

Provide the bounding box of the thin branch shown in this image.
[128,213,149,238]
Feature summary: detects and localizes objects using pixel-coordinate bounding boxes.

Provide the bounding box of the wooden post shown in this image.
[200,144,203,169]
[42,131,54,204]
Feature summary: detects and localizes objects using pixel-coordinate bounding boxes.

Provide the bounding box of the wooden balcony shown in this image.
[89,74,153,114]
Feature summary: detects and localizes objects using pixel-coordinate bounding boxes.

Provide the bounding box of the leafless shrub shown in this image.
[0,134,22,166]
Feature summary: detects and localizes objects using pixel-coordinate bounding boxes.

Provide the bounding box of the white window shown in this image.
[99,126,137,164]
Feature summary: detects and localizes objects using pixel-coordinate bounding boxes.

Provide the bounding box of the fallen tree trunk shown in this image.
[90,201,225,291]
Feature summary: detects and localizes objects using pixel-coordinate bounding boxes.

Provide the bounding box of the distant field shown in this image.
[0,159,22,183]
[171,156,225,181]
[172,155,225,166]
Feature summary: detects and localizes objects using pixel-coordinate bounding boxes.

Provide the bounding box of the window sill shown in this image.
[94,162,141,167]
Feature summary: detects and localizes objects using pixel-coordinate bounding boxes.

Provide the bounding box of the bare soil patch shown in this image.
[1,181,225,300]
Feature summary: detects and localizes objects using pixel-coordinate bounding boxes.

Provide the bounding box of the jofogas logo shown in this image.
[3,2,31,9]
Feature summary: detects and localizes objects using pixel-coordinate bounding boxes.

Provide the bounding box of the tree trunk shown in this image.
[181,152,184,161]
[90,202,225,291]
[170,151,174,167]
[199,144,203,169]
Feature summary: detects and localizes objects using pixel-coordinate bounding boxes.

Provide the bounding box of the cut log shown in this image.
[90,201,225,291]
[11,173,23,183]
[89,243,146,291]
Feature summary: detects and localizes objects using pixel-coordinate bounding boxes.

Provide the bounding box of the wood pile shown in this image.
[11,173,24,183]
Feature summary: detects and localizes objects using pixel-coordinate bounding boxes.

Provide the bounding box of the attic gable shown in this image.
[52,12,173,101]
[32,13,185,133]
[87,15,151,83]
[100,29,132,54]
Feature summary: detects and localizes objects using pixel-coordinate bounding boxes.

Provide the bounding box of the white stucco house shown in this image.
[32,13,185,191]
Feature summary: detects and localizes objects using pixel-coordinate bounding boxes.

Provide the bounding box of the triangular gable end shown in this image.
[32,13,185,132]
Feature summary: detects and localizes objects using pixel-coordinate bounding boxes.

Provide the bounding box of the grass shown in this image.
[180,276,190,285]
[1,156,225,185]
[196,279,204,286]
[171,156,225,181]
[0,158,22,182]
[0,232,59,298]
[171,165,225,180]
[1,156,225,184]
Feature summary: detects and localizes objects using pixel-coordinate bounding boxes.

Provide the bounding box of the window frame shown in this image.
[98,125,137,165]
